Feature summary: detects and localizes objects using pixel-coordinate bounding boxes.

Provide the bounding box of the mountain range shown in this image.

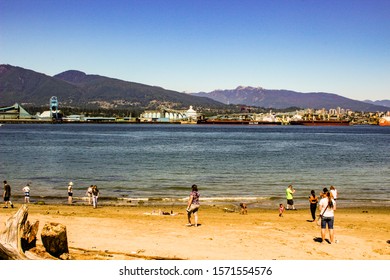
[190,86,390,112]
[1,64,389,112]
[0,64,223,110]
[363,99,390,108]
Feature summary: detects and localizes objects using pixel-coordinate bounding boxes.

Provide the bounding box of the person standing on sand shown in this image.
[186,184,200,227]
[23,183,31,204]
[92,185,99,208]
[68,181,73,204]
[3,180,14,208]
[308,190,318,222]
[285,185,296,210]
[319,188,336,244]
[279,203,285,217]
[86,185,93,205]
[330,186,338,200]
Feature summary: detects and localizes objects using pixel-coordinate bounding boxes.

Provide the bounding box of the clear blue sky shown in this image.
[1,0,389,101]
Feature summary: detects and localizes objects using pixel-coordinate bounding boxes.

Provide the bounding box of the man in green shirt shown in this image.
[286,185,296,210]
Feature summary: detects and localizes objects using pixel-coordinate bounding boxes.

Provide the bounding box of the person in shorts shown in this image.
[23,183,31,204]
[285,185,296,210]
[3,180,14,208]
[68,181,73,204]
[186,184,200,227]
[319,188,336,243]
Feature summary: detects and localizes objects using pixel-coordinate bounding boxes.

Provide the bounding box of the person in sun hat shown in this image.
[68,181,74,204]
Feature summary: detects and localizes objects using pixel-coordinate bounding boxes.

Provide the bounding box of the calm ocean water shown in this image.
[0,124,389,208]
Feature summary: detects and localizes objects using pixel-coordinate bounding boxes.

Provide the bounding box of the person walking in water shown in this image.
[3,180,14,208]
[68,181,73,204]
[285,185,296,210]
[186,184,200,227]
[23,183,31,204]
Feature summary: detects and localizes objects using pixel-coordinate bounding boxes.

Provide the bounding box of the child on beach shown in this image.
[279,203,285,217]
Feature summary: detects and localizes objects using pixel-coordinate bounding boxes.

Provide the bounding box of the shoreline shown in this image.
[8,194,390,210]
[1,204,389,260]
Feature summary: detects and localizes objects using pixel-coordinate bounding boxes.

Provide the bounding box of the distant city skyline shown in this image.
[1,0,389,101]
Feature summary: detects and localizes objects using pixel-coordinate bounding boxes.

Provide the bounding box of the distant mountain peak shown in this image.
[0,64,11,74]
[191,87,390,111]
[54,70,87,84]
[235,86,263,91]
[363,99,390,108]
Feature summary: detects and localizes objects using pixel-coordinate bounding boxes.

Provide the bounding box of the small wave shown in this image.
[199,196,272,202]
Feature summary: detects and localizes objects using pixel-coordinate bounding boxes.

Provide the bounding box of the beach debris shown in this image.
[223,207,236,213]
[59,252,72,260]
[0,205,41,259]
[41,222,69,258]
[21,220,40,251]
[144,209,179,216]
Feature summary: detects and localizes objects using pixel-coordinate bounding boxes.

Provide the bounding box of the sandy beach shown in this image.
[1,203,389,260]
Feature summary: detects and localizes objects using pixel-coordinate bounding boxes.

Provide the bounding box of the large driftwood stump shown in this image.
[41,222,69,258]
[0,205,47,260]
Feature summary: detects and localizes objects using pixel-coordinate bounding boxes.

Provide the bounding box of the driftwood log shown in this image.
[0,204,50,260]
[41,222,69,258]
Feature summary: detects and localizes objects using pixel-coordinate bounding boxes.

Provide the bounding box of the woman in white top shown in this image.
[86,185,93,205]
[319,188,336,243]
[22,183,31,203]
[330,186,338,200]
[68,182,73,204]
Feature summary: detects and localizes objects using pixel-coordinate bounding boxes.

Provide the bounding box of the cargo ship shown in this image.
[289,120,350,126]
[197,119,282,125]
[379,116,390,126]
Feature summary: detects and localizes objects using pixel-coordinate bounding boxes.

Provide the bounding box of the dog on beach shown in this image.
[239,203,248,215]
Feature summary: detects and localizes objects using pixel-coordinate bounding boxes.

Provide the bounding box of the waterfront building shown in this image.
[0,103,33,119]
[140,106,198,123]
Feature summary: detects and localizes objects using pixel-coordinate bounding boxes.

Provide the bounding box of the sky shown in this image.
[1,0,389,101]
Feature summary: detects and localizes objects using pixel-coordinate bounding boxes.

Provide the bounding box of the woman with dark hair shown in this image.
[319,189,336,243]
[186,184,200,227]
[308,190,318,222]
[92,185,99,209]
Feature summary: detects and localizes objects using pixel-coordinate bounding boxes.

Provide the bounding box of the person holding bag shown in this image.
[319,188,336,244]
